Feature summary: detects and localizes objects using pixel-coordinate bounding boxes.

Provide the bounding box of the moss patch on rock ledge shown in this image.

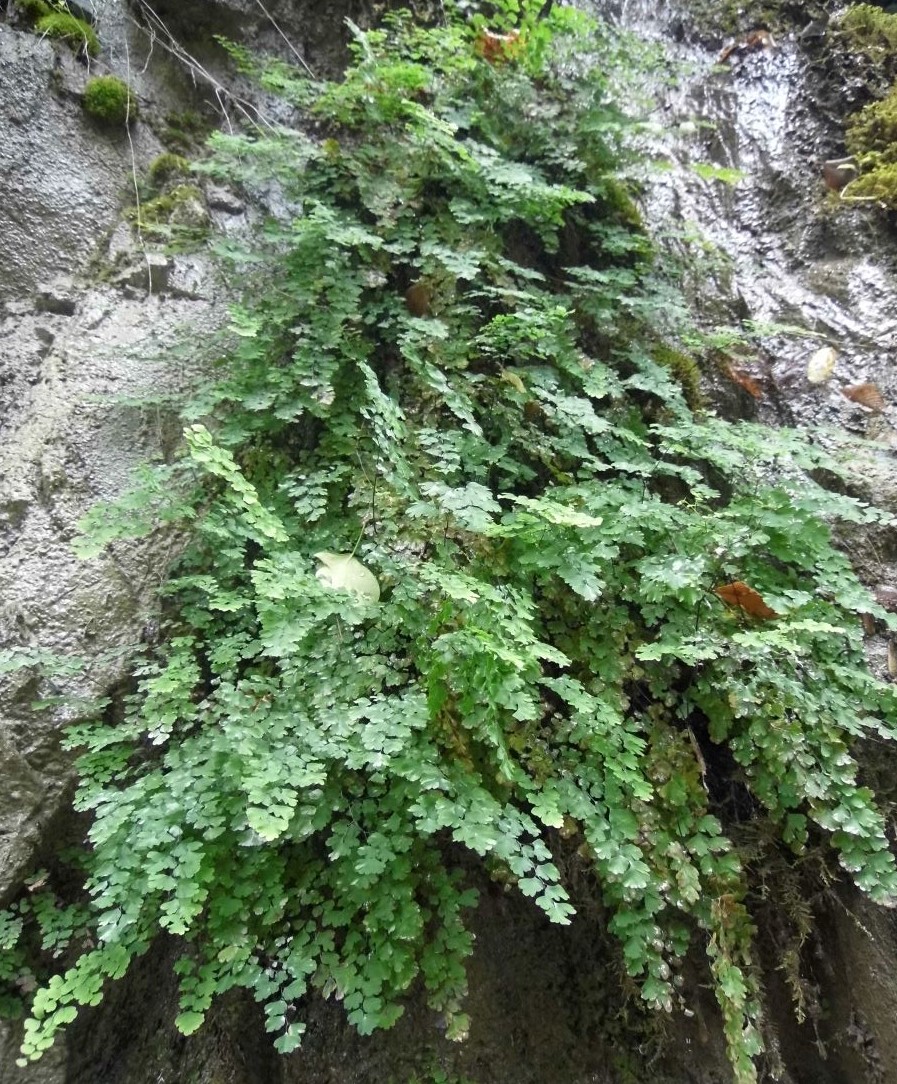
[83,75,138,126]
[652,343,703,408]
[18,0,52,18]
[677,0,824,40]
[839,3,897,57]
[156,110,212,154]
[148,153,191,187]
[35,9,99,56]
[825,6,897,210]
[131,184,209,242]
[845,161,897,206]
[845,79,897,208]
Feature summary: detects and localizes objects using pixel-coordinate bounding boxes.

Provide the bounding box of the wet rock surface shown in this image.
[55,876,736,1084]
[0,11,178,300]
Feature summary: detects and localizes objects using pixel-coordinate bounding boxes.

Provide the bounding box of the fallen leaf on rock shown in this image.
[807,346,837,384]
[725,363,762,399]
[889,639,897,677]
[861,612,877,638]
[714,581,778,619]
[842,382,886,412]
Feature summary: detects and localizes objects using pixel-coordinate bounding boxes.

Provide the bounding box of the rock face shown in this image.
[0,0,350,902]
[3,0,897,1082]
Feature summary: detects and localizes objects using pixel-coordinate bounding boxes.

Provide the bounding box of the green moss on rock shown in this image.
[844,162,897,206]
[652,344,703,409]
[36,10,99,56]
[18,0,52,19]
[600,178,644,230]
[847,82,897,161]
[839,3,897,55]
[159,110,210,154]
[845,82,897,206]
[675,0,812,39]
[132,184,209,241]
[148,153,191,187]
[679,0,750,36]
[83,75,138,126]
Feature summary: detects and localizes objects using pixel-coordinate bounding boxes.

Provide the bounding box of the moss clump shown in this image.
[132,184,209,242]
[83,75,138,125]
[839,3,897,55]
[148,153,191,187]
[36,11,99,56]
[845,82,897,206]
[678,0,748,36]
[843,162,897,206]
[18,0,52,19]
[847,82,897,162]
[600,178,644,230]
[651,343,703,409]
[676,0,811,39]
[159,110,209,154]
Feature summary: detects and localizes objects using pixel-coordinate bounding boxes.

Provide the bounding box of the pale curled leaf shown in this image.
[807,346,836,385]
[314,552,380,602]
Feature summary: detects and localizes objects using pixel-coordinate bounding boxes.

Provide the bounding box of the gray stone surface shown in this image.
[0,284,214,901]
[0,18,224,1084]
[0,279,216,1082]
[0,31,142,300]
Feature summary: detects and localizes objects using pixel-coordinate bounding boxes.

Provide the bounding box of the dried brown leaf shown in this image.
[725,364,762,399]
[714,581,778,619]
[842,382,886,412]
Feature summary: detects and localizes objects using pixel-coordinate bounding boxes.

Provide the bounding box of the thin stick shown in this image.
[122,34,154,295]
[253,0,315,77]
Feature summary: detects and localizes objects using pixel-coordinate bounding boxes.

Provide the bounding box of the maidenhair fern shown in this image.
[4,4,897,1081]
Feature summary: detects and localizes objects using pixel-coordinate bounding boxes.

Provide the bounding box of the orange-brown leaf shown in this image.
[725,364,763,399]
[714,581,778,619]
[842,382,886,412]
[474,29,522,63]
